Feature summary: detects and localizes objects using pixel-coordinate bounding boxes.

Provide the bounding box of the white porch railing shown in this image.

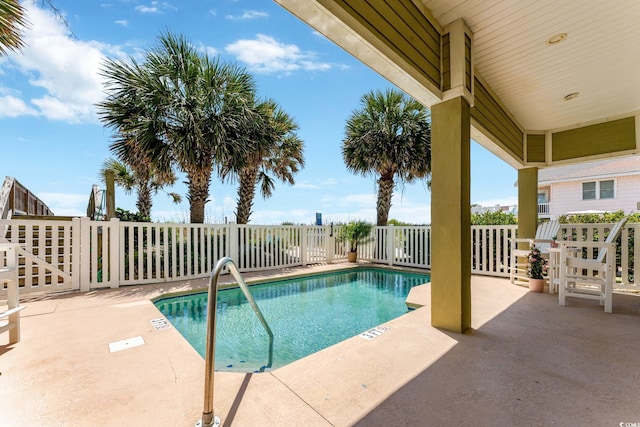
[471,225,517,276]
[0,219,637,293]
[538,202,550,215]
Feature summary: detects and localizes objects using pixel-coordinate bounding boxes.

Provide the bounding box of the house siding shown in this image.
[551,117,636,161]
[327,0,442,90]
[549,175,640,216]
[527,134,546,163]
[471,77,523,161]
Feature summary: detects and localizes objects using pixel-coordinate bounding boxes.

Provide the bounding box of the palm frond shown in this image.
[0,0,28,55]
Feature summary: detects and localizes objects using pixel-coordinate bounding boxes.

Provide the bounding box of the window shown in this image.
[537,192,548,203]
[582,180,614,200]
[582,182,596,200]
[599,180,614,199]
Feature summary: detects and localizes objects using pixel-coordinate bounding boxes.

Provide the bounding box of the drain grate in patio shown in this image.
[109,336,145,353]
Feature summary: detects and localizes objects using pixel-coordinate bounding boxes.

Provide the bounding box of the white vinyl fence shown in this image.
[471,225,517,277]
[1,218,638,294]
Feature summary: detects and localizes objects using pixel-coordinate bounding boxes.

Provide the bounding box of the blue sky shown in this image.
[0,0,517,225]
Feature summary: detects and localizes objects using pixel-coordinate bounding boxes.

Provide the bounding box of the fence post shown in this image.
[79,217,91,292]
[301,225,308,266]
[325,225,334,263]
[228,224,238,263]
[109,218,120,288]
[71,217,81,290]
[387,225,395,266]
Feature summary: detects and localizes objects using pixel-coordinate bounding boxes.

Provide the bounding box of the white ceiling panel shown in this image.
[422,0,640,131]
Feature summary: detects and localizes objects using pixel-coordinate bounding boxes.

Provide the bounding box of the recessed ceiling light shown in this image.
[563,92,579,101]
[547,33,568,45]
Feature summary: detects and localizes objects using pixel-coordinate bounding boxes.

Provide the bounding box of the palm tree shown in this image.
[100,156,181,220]
[222,99,304,224]
[97,31,257,223]
[0,0,27,55]
[342,88,431,226]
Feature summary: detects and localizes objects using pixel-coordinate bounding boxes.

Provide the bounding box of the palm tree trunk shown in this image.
[376,173,395,226]
[187,169,212,224]
[136,182,152,219]
[236,167,258,224]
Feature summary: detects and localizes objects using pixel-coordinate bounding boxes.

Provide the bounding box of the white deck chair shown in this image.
[510,220,560,285]
[558,217,628,313]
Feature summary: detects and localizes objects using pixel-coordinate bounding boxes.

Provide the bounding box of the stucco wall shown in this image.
[549,175,640,216]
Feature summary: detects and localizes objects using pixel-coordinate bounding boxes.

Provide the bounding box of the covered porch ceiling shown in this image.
[275,0,640,170]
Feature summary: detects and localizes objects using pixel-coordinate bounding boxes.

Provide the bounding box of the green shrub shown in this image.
[336,220,374,252]
[116,208,151,222]
[471,211,517,225]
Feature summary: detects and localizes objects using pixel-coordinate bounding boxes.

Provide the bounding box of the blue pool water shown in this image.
[154,268,429,372]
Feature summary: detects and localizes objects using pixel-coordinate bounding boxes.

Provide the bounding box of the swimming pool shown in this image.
[154,268,429,372]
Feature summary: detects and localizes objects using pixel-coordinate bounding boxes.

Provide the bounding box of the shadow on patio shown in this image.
[353,284,640,426]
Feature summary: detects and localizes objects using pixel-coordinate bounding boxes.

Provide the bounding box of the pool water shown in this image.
[154,268,429,372]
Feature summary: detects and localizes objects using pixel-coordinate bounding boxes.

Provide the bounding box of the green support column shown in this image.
[518,168,539,240]
[430,96,471,333]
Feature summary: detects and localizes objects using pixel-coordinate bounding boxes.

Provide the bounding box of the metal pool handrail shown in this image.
[197,257,274,427]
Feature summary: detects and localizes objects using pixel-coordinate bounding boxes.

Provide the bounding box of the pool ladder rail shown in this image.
[197,257,274,427]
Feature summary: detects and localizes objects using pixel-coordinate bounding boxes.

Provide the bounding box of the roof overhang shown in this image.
[275,0,640,169]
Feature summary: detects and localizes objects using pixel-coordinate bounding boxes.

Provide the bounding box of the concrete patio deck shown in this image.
[1,265,639,426]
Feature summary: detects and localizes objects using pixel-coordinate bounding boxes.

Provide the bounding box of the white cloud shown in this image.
[321,178,339,186]
[339,193,376,207]
[2,4,114,123]
[225,34,332,74]
[135,5,158,13]
[31,95,82,122]
[0,95,38,117]
[293,178,339,190]
[197,43,218,58]
[135,2,174,14]
[296,182,320,189]
[115,20,128,27]
[225,10,268,20]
